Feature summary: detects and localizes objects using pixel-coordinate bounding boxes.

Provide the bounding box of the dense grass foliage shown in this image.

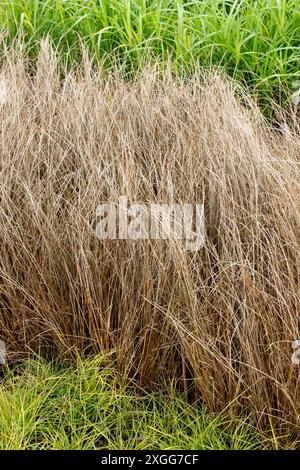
[1,44,300,434]
[1,0,300,101]
[0,355,267,450]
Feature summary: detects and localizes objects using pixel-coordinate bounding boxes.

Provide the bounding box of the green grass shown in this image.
[1,1,300,103]
[0,355,282,450]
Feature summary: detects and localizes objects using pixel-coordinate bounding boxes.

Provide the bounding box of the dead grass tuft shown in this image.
[1,42,300,433]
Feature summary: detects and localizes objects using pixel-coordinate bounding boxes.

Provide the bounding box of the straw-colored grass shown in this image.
[0,42,300,435]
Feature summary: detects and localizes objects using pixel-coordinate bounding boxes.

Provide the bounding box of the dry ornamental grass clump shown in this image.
[0,42,300,433]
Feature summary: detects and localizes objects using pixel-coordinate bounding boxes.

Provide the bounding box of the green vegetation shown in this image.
[1,0,300,101]
[0,355,287,450]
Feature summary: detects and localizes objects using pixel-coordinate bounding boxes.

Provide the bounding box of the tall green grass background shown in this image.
[1,0,300,101]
